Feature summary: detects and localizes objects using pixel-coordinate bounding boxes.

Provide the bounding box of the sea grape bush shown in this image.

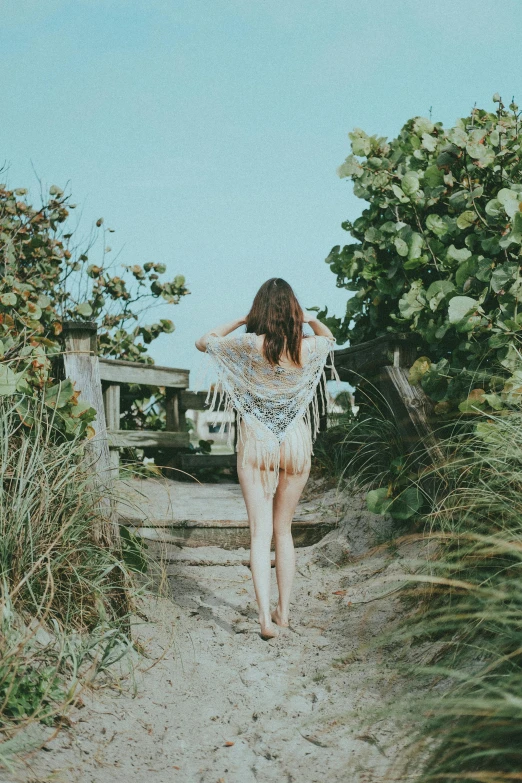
[328,95,522,413]
[0,180,188,436]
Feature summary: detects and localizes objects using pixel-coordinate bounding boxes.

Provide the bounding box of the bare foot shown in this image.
[259,619,279,640]
[271,608,289,628]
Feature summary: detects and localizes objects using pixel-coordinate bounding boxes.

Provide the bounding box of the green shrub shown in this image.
[325,95,522,413]
[0,180,189,437]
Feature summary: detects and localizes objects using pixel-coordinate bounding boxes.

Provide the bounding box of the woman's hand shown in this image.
[302,311,334,340]
[302,310,317,323]
[195,316,247,352]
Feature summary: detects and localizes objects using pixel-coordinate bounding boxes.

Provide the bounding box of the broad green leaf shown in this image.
[401,172,420,196]
[423,164,444,188]
[475,148,495,166]
[483,392,503,410]
[367,487,392,516]
[0,364,18,395]
[394,237,408,257]
[426,214,449,237]
[391,184,409,203]
[456,211,475,230]
[448,127,468,148]
[448,295,480,324]
[398,281,426,319]
[37,294,51,309]
[426,280,455,311]
[159,318,175,333]
[499,230,522,249]
[408,356,432,385]
[0,292,17,306]
[408,232,424,259]
[364,227,383,243]
[497,188,521,217]
[476,257,494,281]
[70,400,96,419]
[421,132,437,152]
[349,128,372,157]
[337,156,364,179]
[491,262,518,293]
[44,379,75,409]
[446,245,472,263]
[512,211,522,233]
[26,302,42,320]
[76,302,93,317]
[381,221,397,233]
[458,389,486,413]
[413,117,434,135]
[455,257,478,288]
[388,487,423,520]
[485,198,503,217]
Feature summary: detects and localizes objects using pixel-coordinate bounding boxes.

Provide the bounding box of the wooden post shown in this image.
[165,388,186,433]
[103,383,121,472]
[378,366,444,463]
[61,321,118,544]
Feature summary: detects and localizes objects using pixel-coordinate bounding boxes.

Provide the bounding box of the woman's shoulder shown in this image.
[207,331,254,353]
[302,334,336,352]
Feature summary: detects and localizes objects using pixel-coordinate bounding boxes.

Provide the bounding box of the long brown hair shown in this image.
[245,278,304,366]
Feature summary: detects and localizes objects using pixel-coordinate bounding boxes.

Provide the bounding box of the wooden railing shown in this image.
[61,321,225,472]
[61,321,439,482]
[329,332,441,459]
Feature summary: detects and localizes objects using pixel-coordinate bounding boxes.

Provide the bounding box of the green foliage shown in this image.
[388,408,522,781]
[119,526,148,574]
[0,398,138,739]
[0,656,64,727]
[314,385,427,519]
[329,96,522,410]
[0,180,189,436]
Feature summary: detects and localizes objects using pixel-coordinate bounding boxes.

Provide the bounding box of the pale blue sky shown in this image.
[2,0,521,382]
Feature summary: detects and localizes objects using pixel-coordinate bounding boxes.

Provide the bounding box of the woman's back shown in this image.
[251,333,317,370]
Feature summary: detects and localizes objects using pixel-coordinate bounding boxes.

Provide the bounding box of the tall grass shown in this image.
[317,388,522,779]
[0,397,137,765]
[388,411,522,782]
[315,387,408,489]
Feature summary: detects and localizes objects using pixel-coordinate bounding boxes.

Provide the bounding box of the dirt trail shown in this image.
[7,489,415,783]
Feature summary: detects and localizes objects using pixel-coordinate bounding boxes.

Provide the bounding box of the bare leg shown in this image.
[237,462,278,639]
[272,467,310,626]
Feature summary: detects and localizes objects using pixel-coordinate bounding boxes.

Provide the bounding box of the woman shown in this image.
[196,278,336,639]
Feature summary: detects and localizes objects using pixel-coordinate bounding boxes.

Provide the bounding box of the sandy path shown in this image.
[6,493,413,783]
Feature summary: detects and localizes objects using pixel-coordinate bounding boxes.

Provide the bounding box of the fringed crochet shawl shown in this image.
[205,332,339,496]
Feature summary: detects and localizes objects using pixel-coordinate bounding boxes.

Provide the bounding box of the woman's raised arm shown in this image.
[303,311,335,340]
[195,316,247,352]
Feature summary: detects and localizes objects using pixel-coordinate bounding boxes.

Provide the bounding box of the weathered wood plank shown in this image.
[331,333,419,383]
[99,358,189,388]
[179,390,209,411]
[165,388,186,432]
[180,453,236,469]
[122,521,336,550]
[108,430,190,449]
[61,321,118,543]
[379,366,444,462]
[103,383,121,471]
[103,383,120,430]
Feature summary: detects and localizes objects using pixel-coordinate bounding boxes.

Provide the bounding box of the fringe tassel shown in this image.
[205,345,342,498]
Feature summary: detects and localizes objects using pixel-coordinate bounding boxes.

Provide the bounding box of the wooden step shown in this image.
[116,479,336,550]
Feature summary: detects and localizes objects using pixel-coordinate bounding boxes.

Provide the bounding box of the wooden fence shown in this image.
[61,321,438,480]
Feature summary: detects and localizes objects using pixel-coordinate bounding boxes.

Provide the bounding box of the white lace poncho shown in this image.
[205,332,339,496]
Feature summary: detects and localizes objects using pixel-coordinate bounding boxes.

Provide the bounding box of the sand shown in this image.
[4,486,419,783]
